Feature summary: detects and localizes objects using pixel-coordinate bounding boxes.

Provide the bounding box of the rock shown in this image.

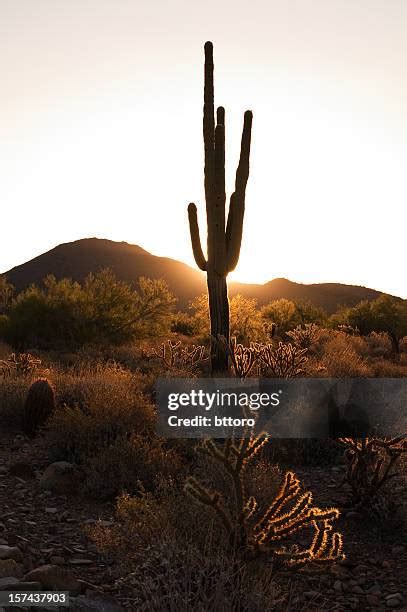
[386,594,403,602]
[0,559,23,578]
[387,598,402,608]
[382,560,395,569]
[50,556,65,565]
[352,585,364,594]
[6,581,42,591]
[367,584,382,595]
[0,577,20,589]
[366,594,380,606]
[69,558,94,565]
[39,462,84,494]
[0,546,22,562]
[331,563,351,578]
[45,507,58,514]
[0,467,7,475]
[24,564,82,594]
[391,545,405,555]
[8,462,35,480]
[334,580,343,593]
[70,594,125,611]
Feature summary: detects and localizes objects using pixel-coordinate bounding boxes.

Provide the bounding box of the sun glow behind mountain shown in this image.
[1,0,406,297]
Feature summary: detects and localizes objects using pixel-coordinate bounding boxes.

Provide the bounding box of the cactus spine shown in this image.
[188,42,253,373]
[22,378,56,437]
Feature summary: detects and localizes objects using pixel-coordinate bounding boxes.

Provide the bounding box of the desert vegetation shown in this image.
[0,42,406,612]
[0,267,406,608]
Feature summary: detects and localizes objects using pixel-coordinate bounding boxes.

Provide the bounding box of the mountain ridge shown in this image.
[2,238,398,314]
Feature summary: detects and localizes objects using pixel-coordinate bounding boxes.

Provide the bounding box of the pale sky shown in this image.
[1,0,406,297]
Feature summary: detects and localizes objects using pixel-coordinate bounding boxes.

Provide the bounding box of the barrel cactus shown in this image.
[22,378,56,436]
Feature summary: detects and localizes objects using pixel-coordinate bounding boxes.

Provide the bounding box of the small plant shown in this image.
[216,336,261,378]
[286,324,321,350]
[22,378,56,437]
[0,352,42,378]
[150,340,208,373]
[259,342,308,378]
[339,437,406,509]
[229,337,260,378]
[185,428,344,566]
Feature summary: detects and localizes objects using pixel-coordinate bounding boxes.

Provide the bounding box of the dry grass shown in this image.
[45,365,155,463]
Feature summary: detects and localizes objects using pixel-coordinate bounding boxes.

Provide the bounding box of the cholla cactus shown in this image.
[259,341,308,378]
[185,429,344,566]
[22,378,56,437]
[339,437,406,508]
[217,336,261,379]
[286,324,321,349]
[5,352,42,376]
[150,340,208,373]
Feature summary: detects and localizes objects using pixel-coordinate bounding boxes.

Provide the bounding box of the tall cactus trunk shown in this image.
[207,268,229,372]
[188,42,252,374]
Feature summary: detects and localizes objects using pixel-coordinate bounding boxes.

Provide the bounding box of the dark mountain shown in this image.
[2,238,392,313]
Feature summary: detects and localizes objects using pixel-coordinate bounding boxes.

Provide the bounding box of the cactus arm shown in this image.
[214,105,227,274]
[203,41,215,217]
[188,203,207,271]
[215,106,226,207]
[226,110,253,272]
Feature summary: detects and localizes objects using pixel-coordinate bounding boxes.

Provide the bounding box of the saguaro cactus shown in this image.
[188,42,253,373]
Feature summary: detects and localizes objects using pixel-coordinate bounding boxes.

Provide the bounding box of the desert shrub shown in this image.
[45,366,155,463]
[339,437,406,515]
[365,332,393,359]
[52,361,151,409]
[116,541,282,612]
[170,311,196,336]
[312,331,372,377]
[292,300,328,326]
[2,271,176,350]
[190,294,265,344]
[85,435,183,499]
[88,480,284,611]
[261,299,298,336]
[369,357,407,378]
[286,323,322,350]
[341,295,407,356]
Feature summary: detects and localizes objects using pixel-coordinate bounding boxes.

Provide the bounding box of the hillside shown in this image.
[3,238,392,313]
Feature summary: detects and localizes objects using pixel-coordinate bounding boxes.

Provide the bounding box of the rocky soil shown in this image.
[0,432,406,611]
